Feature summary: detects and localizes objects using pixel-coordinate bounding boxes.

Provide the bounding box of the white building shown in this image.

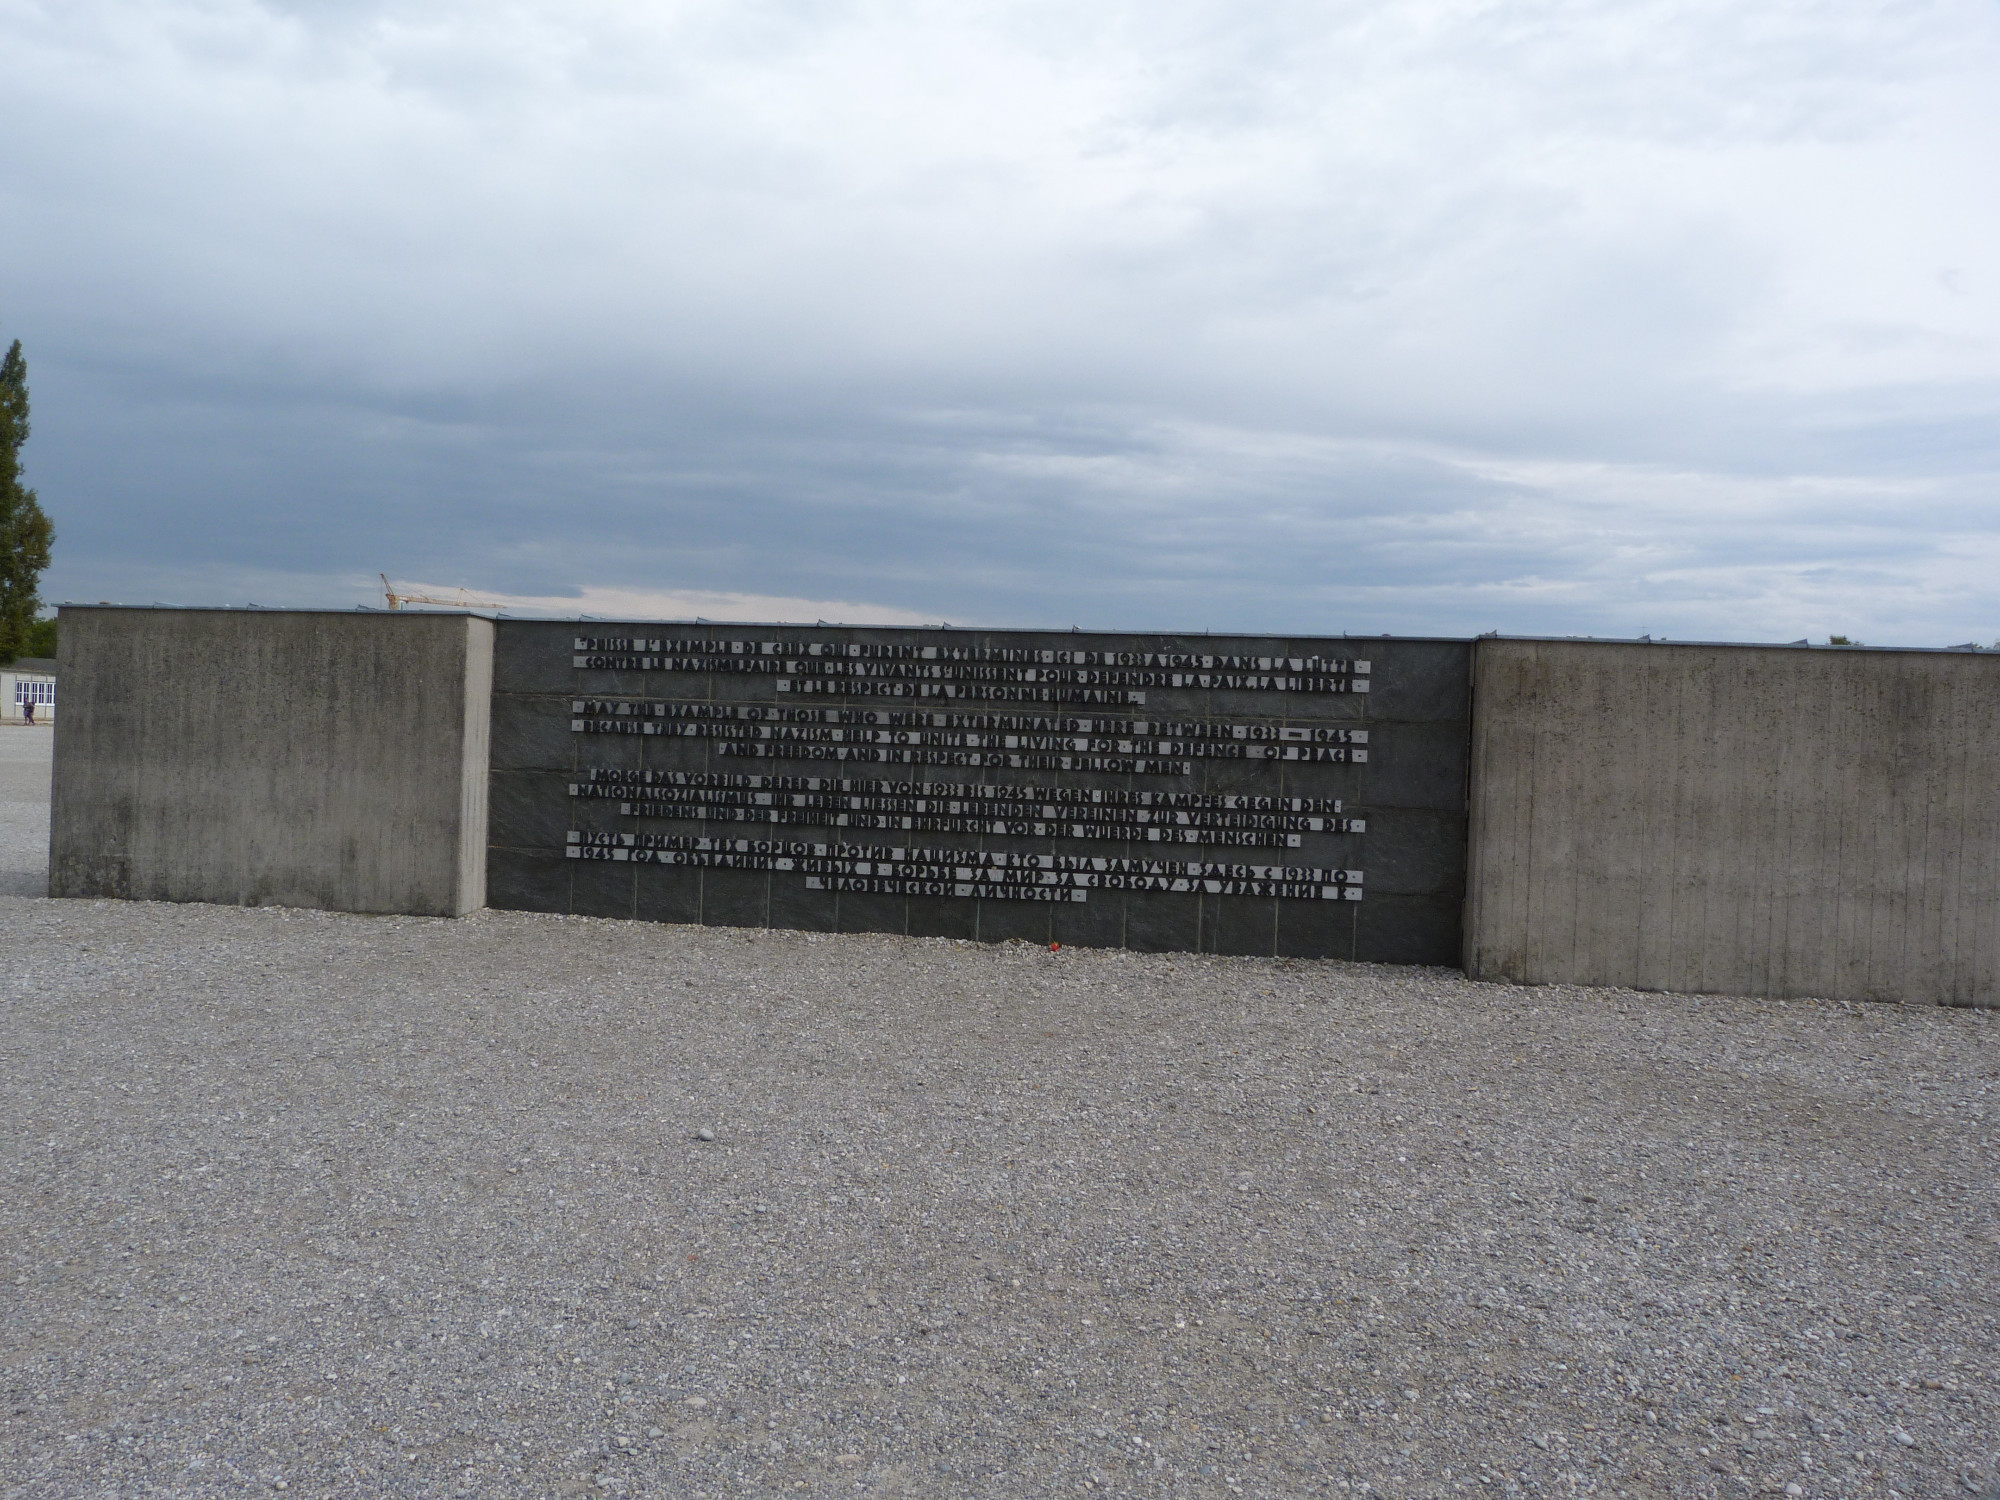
[2,657,55,725]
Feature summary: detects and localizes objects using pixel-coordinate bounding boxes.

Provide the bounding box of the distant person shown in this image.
[21,699,32,726]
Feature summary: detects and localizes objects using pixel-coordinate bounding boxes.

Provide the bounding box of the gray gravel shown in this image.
[3,729,1997,1500]
[0,727,51,897]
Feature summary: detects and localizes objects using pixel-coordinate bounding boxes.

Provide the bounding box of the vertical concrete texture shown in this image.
[50,608,494,917]
[1464,640,2000,1006]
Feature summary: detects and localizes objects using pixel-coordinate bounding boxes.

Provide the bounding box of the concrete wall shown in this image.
[43,610,1998,996]
[50,608,493,916]
[1464,640,2000,1006]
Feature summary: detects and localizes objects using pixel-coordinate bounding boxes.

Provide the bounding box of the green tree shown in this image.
[0,330,55,664]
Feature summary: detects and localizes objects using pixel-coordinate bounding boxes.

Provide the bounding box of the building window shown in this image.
[14,680,54,708]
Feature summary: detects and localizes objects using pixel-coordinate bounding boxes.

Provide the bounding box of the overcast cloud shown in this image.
[3,0,1997,639]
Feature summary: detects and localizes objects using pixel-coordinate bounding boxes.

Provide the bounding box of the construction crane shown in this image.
[380,574,506,612]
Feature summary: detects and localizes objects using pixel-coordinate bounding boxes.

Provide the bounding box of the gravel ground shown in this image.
[3,733,1997,1500]
[0,727,51,897]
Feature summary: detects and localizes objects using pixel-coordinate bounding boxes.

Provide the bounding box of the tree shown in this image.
[0,329,55,664]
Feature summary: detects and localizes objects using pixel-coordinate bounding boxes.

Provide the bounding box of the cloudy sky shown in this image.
[4,0,1997,641]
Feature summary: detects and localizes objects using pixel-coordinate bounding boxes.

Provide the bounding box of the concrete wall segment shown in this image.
[1464,639,2000,1006]
[50,607,493,916]
[455,622,495,915]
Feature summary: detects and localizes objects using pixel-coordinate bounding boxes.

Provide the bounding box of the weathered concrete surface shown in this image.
[1464,639,2000,1006]
[49,608,493,916]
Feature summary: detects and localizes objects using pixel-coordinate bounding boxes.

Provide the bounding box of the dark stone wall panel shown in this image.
[699,868,771,929]
[1052,891,1128,952]
[1275,900,1359,961]
[1353,894,1462,966]
[489,623,1470,963]
[1125,896,1204,954]
[636,867,705,927]
[489,693,577,773]
[836,891,910,938]
[487,847,566,916]
[907,896,980,942]
[764,878,838,934]
[569,860,637,921]
[1354,807,1469,898]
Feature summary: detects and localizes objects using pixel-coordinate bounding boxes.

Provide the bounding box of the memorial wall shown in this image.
[487,625,1472,963]
[45,608,2000,1003]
